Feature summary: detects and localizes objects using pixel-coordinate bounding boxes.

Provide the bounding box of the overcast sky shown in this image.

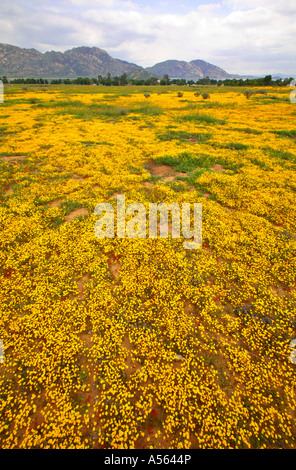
[0,0,295,75]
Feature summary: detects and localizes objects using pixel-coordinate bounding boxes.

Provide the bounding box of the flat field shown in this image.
[0,84,296,448]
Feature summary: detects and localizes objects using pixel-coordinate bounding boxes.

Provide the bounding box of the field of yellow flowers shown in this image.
[0,84,296,449]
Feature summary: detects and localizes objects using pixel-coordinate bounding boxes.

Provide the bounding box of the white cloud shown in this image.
[0,0,295,75]
[225,8,274,27]
[69,0,115,6]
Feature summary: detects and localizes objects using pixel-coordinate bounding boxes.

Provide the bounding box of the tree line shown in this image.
[1,73,294,87]
[1,76,49,84]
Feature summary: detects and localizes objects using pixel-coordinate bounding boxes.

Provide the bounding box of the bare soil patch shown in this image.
[0,155,27,162]
[146,162,187,182]
[77,274,92,299]
[185,138,199,143]
[272,285,286,297]
[109,193,121,199]
[66,208,89,222]
[47,199,63,208]
[161,175,175,182]
[147,163,176,177]
[108,253,121,280]
[71,174,86,181]
[184,300,196,315]
[142,181,154,188]
[211,164,226,173]
[79,330,93,348]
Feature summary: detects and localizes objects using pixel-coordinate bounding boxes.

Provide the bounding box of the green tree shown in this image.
[119,73,128,85]
[162,74,170,85]
[263,75,272,86]
[105,73,112,86]
[113,76,119,86]
[150,77,158,85]
[283,77,294,86]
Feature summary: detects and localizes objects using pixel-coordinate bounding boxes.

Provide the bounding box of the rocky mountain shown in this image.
[127,68,156,81]
[145,59,233,80]
[190,60,232,80]
[0,43,239,80]
[145,60,202,80]
[0,43,140,78]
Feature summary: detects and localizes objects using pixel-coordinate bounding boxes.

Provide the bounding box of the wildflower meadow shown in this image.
[0,84,296,449]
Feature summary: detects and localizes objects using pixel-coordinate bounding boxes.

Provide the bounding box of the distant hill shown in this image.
[0,43,140,78]
[145,59,234,80]
[127,68,156,81]
[0,43,270,81]
[145,60,203,80]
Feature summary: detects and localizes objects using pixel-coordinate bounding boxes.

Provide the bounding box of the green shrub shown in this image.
[157,130,212,143]
[224,142,249,150]
[243,90,254,99]
[274,130,296,138]
[177,113,226,125]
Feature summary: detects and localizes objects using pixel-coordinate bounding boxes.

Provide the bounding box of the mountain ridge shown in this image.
[0,43,279,80]
[0,43,140,78]
[145,58,236,80]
